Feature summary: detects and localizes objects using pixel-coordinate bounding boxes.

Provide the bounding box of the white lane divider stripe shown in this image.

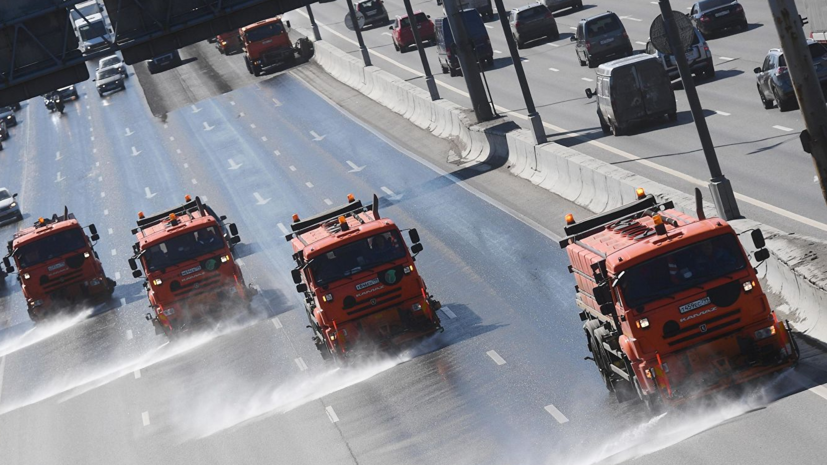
[773,125,793,132]
[635,41,647,45]
[134,369,141,379]
[719,56,735,61]
[277,223,289,235]
[544,404,569,424]
[142,411,151,426]
[325,406,340,423]
[289,165,297,171]
[111,249,117,256]
[272,317,283,329]
[324,199,333,205]
[115,272,121,280]
[295,357,309,371]
[126,330,133,340]
[261,136,268,141]
[108,228,113,235]
[487,350,506,365]
[714,110,731,116]
[0,356,6,405]
[549,67,559,72]
[440,306,457,319]
[305,182,314,188]
[581,77,593,82]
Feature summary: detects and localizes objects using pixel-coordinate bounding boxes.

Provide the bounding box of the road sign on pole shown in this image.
[344,10,366,31]
[649,11,695,55]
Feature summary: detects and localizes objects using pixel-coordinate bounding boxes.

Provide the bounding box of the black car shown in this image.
[572,12,632,68]
[0,106,17,127]
[688,0,747,38]
[508,3,559,49]
[57,85,79,101]
[357,0,389,27]
[754,40,827,111]
[147,50,183,74]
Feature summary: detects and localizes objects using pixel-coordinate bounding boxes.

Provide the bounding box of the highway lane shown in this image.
[2,38,827,465]
[285,0,827,239]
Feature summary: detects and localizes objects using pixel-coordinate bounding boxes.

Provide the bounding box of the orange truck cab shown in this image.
[559,189,798,409]
[286,195,442,361]
[240,17,295,76]
[215,30,242,55]
[128,196,253,337]
[2,209,114,321]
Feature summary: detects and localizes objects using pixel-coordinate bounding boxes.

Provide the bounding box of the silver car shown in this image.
[96,66,126,96]
[644,28,715,80]
[98,55,128,79]
[0,187,22,225]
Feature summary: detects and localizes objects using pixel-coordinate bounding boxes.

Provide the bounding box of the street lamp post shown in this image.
[346,0,372,66]
[402,0,439,101]
[305,5,322,42]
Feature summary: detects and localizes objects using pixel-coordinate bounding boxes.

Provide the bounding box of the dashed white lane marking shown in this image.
[191,178,198,185]
[236,258,245,266]
[305,182,314,188]
[111,249,117,256]
[55,172,65,183]
[164,124,168,129]
[169,136,175,141]
[96,162,99,167]
[547,43,559,47]
[635,41,647,45]
[289,165,297,171]
[274,150,281,156]
[230,101,236,106]
[272,98,282,106]
[714,110,731,116]
[569,26,577,30]
[108,228,113,235]
[131,146,141,157]
[325,406,340,423]
[581,77,593,82]
[549,67,559,72]
[142,411,150,426]
[773,125,793,132]
[815,176,820,183]
[522,59,530,63]
[55,151,61,160]
[261,136,268,141]
[487,350,507,365]
[90,136,95,141]
[203,122,214,131]
[183,163,189,168]
[88,116,92,120]
[272,317,283,329]
[253,192,271,205]
[309,131,325,141]
[494,50,503,54]
[440,306,457,319]
[346,160,366,172]
[98,176,103,182]
[277,223,289,235]
[239,112,245,117]
[324,198,333,205]
[104,209,109,215]
[120,298,126,306]
[126,330,133,340]
[544,404,569,424]
[100,191,106,198]
[485,24,493,29]
[719,56,735,62]
[250,123,257,129]
[381,186,403,200]
[115,272,121,280]
[145,187,157,199]
[294,357,309,371]
[93,148,97,153]
[176,149,182,154]
[228,158,243,170]
[125,127,133,136]
[134,369,141,379]
[382,32,391,36]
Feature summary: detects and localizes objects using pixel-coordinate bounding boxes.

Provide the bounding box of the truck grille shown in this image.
[170,274,224,301]
[344,288,404,316]
[665,309,741,347]
[40,269,85,293]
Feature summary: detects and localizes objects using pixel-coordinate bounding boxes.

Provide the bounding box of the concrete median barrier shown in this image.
[308,37,827,344]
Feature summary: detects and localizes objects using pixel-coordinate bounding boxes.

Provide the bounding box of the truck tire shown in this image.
[634,376,662,414]
[253,63,262,77]
[585,320,613,392]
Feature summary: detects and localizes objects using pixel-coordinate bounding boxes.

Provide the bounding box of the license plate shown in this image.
[715,11,729,17]
[366,10,376,15]
[686,52,696,60]
[600,38,614,45]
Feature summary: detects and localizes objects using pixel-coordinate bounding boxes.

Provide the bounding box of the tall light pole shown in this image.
[492,0,546,144]
[402,0,439,100]
[305,5,322,42]
[346,0,372,66]
[443,0,494,121]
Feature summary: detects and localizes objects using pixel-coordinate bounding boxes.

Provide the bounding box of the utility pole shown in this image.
[305,5,322,41]
[346,0,372,66]
[658,0,740,220]
[443,0,494,121]
[768,0,827,206]
[492,0,546,144]
[402,0,439,101]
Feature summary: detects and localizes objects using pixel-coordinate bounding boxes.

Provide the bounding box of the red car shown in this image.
[390,12,435,52]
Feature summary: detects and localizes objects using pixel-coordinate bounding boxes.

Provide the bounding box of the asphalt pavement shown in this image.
[285,0,827,240]
[1,29,827,465]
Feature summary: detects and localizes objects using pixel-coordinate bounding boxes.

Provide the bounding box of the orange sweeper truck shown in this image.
[559,188,798,409]
[128,196,254,337]
[286,194,442,361]
[2,209,115,321]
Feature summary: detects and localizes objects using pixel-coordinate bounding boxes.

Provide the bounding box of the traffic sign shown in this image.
[345,11,365,31]
[649,11,695,55]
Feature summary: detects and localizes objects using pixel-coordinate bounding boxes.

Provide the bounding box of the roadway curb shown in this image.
[308,38,827,343]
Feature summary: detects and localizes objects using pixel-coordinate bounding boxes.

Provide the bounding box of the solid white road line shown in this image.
[142,411,150,426]
[714,110,731,116]
[773,125,793,132]
[272,317,283,329]
[277,223,289,235]
[0,356,6,405]
[325,406,340,423]
[134,369,141,379]
[294,357,309,371]
[115,272,121,280]
[549,67,559,72]
[440,306,457,319]
[544,404,569,424]
[487,350,507,365]
[300,15,827,233]
[126,330,133,340]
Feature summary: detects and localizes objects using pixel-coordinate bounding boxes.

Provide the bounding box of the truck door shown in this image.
[612,66,644,124]
[637,60,672,116]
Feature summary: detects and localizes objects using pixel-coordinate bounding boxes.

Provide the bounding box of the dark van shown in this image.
[585,54,676,136]
[435,10,494,77]
[571,11,632,68]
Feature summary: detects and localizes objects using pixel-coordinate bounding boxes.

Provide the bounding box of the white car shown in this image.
[0,187,22,225]
[96,66,126,96]
[98,55,128,79]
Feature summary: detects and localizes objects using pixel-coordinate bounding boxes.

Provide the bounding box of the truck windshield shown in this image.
[620,234,747,308]
[143,226,225,272]
[245,23,284,42]
[309,231,407,285]
[16,228,88,268]
[79,21,106,41]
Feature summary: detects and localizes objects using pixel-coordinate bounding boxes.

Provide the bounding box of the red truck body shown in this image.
[559,189,798,408]
[240,17,295,76]
[3,211,114,321]
[129,196,252,337]
[286,195,441,361]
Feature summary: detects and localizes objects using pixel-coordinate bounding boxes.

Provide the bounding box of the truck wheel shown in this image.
[253,64,262,77]
[634,377,662,414]
[584,320,613,392]
[244,56,253,74]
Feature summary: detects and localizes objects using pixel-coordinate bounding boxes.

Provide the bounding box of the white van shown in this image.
[70,0,103,22]
[74,13,111,53]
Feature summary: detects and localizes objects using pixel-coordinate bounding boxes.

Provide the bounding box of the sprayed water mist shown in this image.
[0,309,92,358]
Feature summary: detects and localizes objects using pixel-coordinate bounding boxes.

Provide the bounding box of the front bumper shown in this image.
[665,56,713,79]
[0,206,21,225]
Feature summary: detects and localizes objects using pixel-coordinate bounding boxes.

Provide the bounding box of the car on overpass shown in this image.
[357,0,389,28]
[754,40,827,111]
[688,0,748,38]
[644,27,715,80]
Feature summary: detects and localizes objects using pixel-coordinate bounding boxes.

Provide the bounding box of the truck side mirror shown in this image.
[585,88,593,99]
[128,257,138,271]
[90,233,100,242]
[754,248,770,262]
[594,284,613,307]
[570,35,577,42]
[389,26,394,30]
[411,243,424,254]
[753,67,761,74]
[285,20,291,29]
[292,268,302,284]
[230,236,241,244]
[296,283,308,293]
[409,228,420,243]
[751,229,766,249]
[3,256,13,273]
[132,269,143,278]
[229,223,239,236]
[89,224,98,235]
[220,215,227,221]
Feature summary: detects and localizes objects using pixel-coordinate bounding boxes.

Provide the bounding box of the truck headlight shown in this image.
[89,278,102,286]
[221,255,230,263]
[754,325,776,340]
[152,278,163,286]
[403,265,413,274]
[321,293,333,302]
[9,202,15,208]
[636,318,650,329]
[32,299,43,307]
[743,281,755,292]
[84,252,90,258]
[163,308,175,316]
[411,303,422,312]
[23,273,30,280]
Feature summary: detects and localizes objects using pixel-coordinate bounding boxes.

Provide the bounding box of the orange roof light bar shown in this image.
[636,187,646,199]
[138,211,145,219]
[292,214,300,223]
[565,214,575,225]
[338,216,347,224]
[185,195,191,202]
[347,194,355,203]
[169,213,177,221]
